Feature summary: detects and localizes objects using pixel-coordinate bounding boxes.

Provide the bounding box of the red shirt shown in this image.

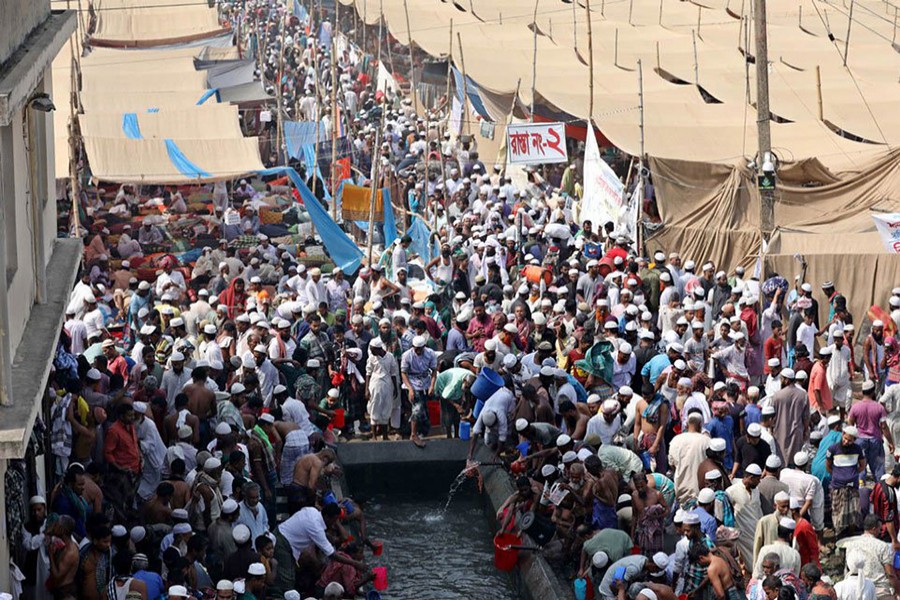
[763,337,783,373]
[794,517,819,566]
[104,421,141,472]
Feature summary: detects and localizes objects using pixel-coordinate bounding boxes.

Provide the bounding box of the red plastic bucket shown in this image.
[332,408,345,429]
[372,541,383,556]
[427,400,441,427]
[493,533,521,571]
[372,566,388,591]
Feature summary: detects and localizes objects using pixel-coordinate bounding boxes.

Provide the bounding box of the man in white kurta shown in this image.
[753,517,801,578]
[668,413,710,505]
[726,464,763,566]
[365,338,399,428]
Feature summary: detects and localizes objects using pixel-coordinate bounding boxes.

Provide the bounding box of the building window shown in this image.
[0,124,17,284]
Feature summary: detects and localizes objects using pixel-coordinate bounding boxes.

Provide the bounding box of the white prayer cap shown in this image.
[793,451,810,467]
[697,488,716,504]
[556,434,572,447]
[592,551,609,568]
[774,490,790,502]
[232,524,251,544]
[515,418,529,432]
[747,423,762,437]
[709,438,726,452]
[168,587,188,598]
[203,457,222,471]
[779,518,797,530]
[789,496,803,510]
[705,469,722,480]
[30,495,46,505]
[745,464,762,476]
[766,455,783,470]
[843,425,859,437]
[248,563,266,576]
[217,581,235,592]
[222,499,239,514]
[650,552,669,576]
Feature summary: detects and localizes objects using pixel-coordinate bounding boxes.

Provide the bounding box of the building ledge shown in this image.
[0,10,76,127]
[0,238,81,458]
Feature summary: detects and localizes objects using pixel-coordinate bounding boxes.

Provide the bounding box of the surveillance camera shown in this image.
[762,159,776,174]
[29,95,55,112]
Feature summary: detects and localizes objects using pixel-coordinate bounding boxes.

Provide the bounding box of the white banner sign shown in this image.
[580,121,624,229]
[506,122,568,165]
[872,212,900,253]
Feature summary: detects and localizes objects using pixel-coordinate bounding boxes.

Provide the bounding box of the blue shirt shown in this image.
[641,353,671,385]
[744,404,761,427]
[704,415,735,470]
[692,506,718,543]
[134,570,165,600]
[446,327,470,351]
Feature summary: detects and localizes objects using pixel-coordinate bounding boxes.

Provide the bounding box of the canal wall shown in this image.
[335,439,574,600]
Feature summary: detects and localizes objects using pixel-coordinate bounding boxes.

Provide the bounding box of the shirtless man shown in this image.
[291,448,339,509]
[690,542,742,600]
[142,481,174,524]
[164,393,201,445]
[634,383,670,470]
[166,458,192,509]
[559,400,589,441]
[184,367,216,422]
[47,515,79,600]
[582,455,621,531]
[630,471,669,554]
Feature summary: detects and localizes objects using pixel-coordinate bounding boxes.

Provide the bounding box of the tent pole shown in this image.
[586,0,594,117]
[573,0,577,52]
[331,34,340,214]
[637,59,645,255]
[499,78,522,180]
[366,126,382,266]
[692,29,699,85]
[816,65,823,120]
[531,0,539,119]
[697,5,701,38]
[402,0,418,115]
[445,19,453,121]
[658,0,663,26]
[614,28,619,68]
[843,0,854,66]
[456,32,470,135]
[744,16,751,104]
[754,0,774,239]
[276,12,287,165]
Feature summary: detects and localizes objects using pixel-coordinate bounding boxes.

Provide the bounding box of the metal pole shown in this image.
[586,0,594,117]
[754,0,774,238]
[531,0,540,119]
[744,16,751,104]
[276,12,287,164]
[843,0,855,66]
[637,60,645,254]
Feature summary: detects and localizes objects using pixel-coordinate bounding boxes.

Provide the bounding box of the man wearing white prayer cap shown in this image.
[725,460,763,565]
[826,424,867,537]
[752,490,792,564]
[586,399,623,446]
[597,550,670,599]
[752,516,800,579]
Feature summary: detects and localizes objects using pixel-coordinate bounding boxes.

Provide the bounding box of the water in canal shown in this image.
[360,483,520,599]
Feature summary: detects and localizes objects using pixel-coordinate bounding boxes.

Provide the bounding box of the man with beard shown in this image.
[752,491,792,565]
[726,463,763,567]
[732,423,771,480]
[771,368,808,462]
[704,401,735,472]
[864,319,886,388]
[711,332,750,390]
[466,300,495,353]
[827,425,867,537]
[698,438,732,491]
[631,471,668,555]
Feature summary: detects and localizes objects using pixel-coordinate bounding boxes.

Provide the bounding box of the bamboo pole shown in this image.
[68,44,82,238]
[331,34,340,215]
[586,0,594,116]
[275,13,287,163]
[531,0,540,118]
[456,32,470,135]
[312,42,321,197]
[402,0,418,115]
[816,65,823,120]
[445,19,454,120]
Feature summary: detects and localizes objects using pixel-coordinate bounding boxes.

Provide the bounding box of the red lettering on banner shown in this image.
[546,128,564,157]
[530,133,545,154]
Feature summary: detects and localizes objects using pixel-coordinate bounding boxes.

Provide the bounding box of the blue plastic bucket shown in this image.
[471,367,504,400]
[459,421,471,440]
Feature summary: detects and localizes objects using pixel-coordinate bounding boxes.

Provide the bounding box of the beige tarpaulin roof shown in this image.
[79,105,245,139]
[82,137,265,183]
[341,0,900,166]
[91,0,227,46]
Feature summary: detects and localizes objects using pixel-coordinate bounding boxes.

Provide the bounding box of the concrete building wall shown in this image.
[4,72,57,353]
[0,0,50,67]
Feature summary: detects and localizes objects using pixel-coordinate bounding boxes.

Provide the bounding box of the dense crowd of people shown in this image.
[40,2,900,600]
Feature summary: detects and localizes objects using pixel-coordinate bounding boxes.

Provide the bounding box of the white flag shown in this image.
[580,121,624,228]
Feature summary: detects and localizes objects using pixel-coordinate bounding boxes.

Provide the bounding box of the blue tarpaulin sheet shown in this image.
[258,166,363,273]
[382,188,397,248]
[452,67,490,120]
[407,217,435,264]
[165,139,211,179]
[292,0,308,20]
[122,113,142,139]
[196,88,219,105]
